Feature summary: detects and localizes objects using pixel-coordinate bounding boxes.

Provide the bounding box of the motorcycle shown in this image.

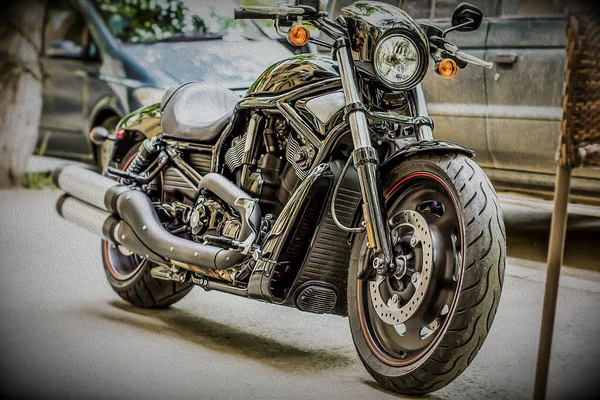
[53,1,505,395]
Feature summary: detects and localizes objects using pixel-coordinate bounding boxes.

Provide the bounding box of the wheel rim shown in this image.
[357,172,464,366]
[103,240,147,280]
[102,152,145,281]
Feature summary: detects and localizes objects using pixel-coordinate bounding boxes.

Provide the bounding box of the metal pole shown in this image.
[533,164,572,400]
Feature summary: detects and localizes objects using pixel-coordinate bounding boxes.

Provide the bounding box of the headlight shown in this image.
[373,33,423,90]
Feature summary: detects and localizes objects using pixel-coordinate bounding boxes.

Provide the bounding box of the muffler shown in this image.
[53,165,261,270]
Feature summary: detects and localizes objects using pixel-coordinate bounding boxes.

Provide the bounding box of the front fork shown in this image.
[335,40,434,274]
[335,40,395,273]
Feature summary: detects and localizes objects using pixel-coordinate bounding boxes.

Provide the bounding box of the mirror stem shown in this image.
[441,18,474,38]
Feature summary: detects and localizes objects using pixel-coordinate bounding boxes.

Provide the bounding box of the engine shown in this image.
[189,196,241,241]
[155,196,240,243]
[224,112,316,214]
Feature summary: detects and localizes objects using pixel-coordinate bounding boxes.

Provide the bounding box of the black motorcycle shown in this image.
[54,1,505,395]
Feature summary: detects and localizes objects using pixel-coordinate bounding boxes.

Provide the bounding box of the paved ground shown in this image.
[0,187,599,400]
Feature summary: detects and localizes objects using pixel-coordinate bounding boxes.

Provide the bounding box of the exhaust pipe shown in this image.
[53,165,261,270]
[56,195,115,240]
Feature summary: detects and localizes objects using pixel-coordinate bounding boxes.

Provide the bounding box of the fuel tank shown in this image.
[246,54,340,96]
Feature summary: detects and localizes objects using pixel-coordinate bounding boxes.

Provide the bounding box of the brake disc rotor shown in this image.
[369,210,433,325]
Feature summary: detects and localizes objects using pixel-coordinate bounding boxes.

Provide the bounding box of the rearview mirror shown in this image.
[451,3,483,32]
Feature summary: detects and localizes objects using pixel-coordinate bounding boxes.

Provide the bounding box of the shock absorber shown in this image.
[126,136,161,177]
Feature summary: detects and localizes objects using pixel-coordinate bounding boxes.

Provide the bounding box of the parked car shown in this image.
[37,0,292,168]
[328,0,600,203]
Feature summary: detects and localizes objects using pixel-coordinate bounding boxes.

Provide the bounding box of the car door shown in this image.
[485,0,567,184]
[38,0,93,160]
[412,0,497,168]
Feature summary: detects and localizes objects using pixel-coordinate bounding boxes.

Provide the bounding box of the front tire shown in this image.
[348,152,505,395]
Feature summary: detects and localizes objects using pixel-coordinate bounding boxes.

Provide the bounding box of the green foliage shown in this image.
[22,171,55,190]
[96,0,205,43]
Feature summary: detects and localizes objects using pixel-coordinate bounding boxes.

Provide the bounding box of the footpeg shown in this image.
[150,265,187,283]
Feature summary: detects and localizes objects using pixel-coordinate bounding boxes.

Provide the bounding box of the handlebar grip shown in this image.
[234,8,273,20]
[456,51,494,69]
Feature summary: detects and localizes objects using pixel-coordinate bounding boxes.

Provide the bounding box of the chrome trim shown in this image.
[337,44,372,150]
[277,103,321,148]
[238,78,342,110]
[413,84,434,141]
[336,40,394,270]
[240,114,262,186]
[369,111,433,127]
[240,5,305,16]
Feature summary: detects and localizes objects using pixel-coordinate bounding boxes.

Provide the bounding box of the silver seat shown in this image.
[160,82,239,142]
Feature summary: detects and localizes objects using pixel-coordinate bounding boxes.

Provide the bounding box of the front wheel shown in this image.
[348,153,506,395]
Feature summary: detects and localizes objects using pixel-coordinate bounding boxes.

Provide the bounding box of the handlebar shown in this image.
[456,51,493,69]
[234,8,277,20]
[429,36,493,69]
[234,6,315,20]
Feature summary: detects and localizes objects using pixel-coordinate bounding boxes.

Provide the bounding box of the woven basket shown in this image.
[557,1,600,169]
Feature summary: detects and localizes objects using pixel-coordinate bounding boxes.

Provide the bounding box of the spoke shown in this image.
[393,323,407,337]
[434,210,458,240]
[402,314,424,338]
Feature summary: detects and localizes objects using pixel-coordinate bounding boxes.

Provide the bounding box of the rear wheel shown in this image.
[101,145,193,308]
[348,153,505,395]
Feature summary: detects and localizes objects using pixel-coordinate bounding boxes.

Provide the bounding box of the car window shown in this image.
[44,0,87,58]
[94,0,265,44]
[433,0,498,20]
[500,0,565,17]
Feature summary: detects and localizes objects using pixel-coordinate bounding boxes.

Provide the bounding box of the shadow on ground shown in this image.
[360,379,442,400]
[82,300,355,374]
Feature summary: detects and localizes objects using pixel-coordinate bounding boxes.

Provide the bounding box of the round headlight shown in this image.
[373,33,423,90]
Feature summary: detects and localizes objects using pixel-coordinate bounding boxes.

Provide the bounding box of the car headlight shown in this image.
[373,33,423,91]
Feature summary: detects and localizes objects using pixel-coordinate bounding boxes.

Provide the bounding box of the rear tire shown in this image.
[102,242,193,308]
[101,145,193,308]
[348,152,505,395]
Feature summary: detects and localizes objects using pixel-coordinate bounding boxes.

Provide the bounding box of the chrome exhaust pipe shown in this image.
[53,166,261,270]
[56,195,115,240]
[52,165,126,212]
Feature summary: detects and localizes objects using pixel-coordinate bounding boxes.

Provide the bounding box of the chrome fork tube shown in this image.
[413,84,434,141]
[336,41,394,272]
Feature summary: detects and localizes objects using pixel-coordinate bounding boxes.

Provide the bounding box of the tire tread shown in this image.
[352,153,506,396]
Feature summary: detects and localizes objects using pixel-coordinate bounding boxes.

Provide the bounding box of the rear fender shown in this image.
[112,103,162,164]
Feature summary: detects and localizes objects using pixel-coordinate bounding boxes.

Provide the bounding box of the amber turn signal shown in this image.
[288,24,310,47]
[438,58,458,79]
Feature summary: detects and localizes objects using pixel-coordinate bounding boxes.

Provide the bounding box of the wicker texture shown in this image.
[557,2,600,169]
